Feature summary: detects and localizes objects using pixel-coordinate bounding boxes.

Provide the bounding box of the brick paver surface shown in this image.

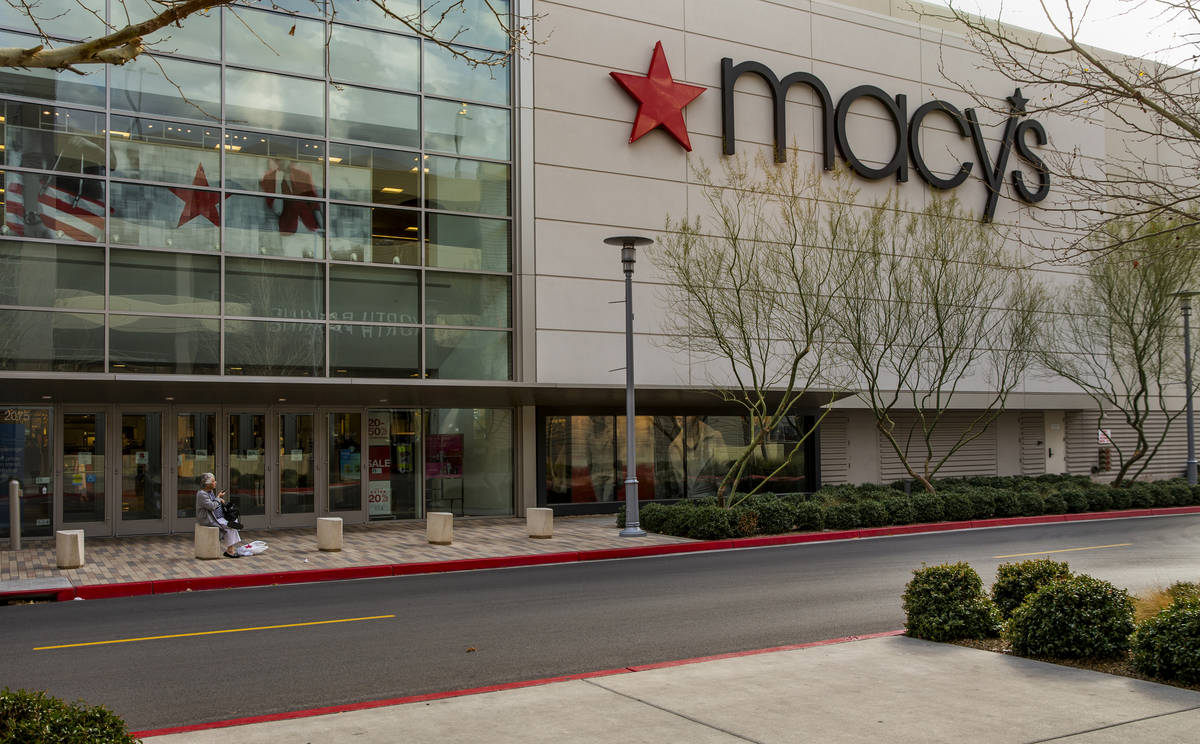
[0,517,692,587]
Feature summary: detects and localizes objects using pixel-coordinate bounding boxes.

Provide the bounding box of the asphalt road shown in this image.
[2,515,1198,731]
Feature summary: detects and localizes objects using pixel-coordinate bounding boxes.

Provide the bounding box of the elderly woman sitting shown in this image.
[196,472,242,558]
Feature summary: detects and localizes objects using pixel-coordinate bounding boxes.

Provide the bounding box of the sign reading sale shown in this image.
[367,411,392,516]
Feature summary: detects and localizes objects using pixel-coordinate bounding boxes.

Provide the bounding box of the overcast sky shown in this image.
[921,0,1194,65]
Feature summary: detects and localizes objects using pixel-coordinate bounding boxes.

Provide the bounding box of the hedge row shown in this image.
[616,476,1200,539]
[904,561,1200,685]
[0,688,139,743]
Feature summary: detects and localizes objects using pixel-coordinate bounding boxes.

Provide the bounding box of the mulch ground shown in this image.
[950,637,1200,693]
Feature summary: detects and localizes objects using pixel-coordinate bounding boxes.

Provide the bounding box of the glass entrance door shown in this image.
[117,410,166,534]
[228,412,267,529]
[60,411,107,535]
[328,412,363,517]
[175,412,216,525]
[275,412,316,526]
[366,409,420,520]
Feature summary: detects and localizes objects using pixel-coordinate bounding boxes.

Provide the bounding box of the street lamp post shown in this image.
[605,235,653,537]
[1176,291,1197,485]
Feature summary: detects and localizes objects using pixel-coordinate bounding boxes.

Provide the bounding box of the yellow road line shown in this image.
[34,614,395,651]
[992,543,1132,559]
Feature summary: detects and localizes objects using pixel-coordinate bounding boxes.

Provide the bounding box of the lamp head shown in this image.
[604,235,653,274]
[1175,290,1198,311]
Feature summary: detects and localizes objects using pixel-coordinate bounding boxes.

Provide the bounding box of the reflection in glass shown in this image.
[329,264,419,322]
[330,25,419,89]
[0,242,104,310]
[176,413,216,519]
[330,324,420,377]
[224,130,325,196]
[109,115,221,185]
[0,32,106,107]
[424,99,510,160]
[422,0,510,49]
[139,5,219,59]
[0,0,107,41]
[328,204,419,264]
[333,0,417,28]
[225,319,324,376]
[225,68,324,135]
[224,193,325,258]
[121,412,163,522]
[110,56,221,120]
[228,413,266,516]
[0,309,103,372]
[328,145,419,207]
[224,257,324,319]
[425,271,509,328]
[425,155,509,215]
[0,408,53,539]
[2,170,105,243]
[423,41,509,105]
[63,412,105,524]
[426,408,511,516]
[425,213,509,271]
[109,249,219,314]
[425,328,509,380]
[0,101,107,175]
[366,409,420,520]
[225,8,325,77]
[329,412,362,511]
[110,181,221,252]
[329,85,419,148]
[279,413,315,514]
[109,315,220,374]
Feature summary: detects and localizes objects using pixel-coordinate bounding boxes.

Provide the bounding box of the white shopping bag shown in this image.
[237,540,268,556]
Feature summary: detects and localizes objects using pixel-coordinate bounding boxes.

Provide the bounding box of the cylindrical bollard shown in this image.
[8,479,19,551]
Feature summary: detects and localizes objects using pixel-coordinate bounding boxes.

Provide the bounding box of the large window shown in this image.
[0,4,513,381]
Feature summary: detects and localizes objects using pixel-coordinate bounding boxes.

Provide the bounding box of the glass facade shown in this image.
[544,414,815,505]
[0,2,513,381]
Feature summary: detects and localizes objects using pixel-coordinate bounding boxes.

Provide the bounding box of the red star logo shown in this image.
[170,163,221,227]
[610,41,705,151]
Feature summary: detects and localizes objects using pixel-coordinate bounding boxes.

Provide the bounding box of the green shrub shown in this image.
[1167,581,1200,604]
[1163,481,1190,507]
[615,504,626,528]
[1007,574,1135,659]
[794,501,824,532]
[853,484,895,503]
[1190,485,1200,506]
[732,506,759,537]
[686,505,735,540]
[0,688,139,744]
[883,495,916,525]
[1061,488,1089,513]
[1131,599,1200,684]
[1042,493,1068,514]
[942,492,973,522]
[902,563,1001,642]
[824,502,861,530]
[749,496,797,534]
[993,489,1022,517]
[968,489,995,519]
[638,503,667,533]
[661,503,696,537]
[911,492,944,523]
[1109,485,1133,509]
[1085,485,1113,512]
[1128,483,1156,509]
[1017,490,1045,516]
[991,558,1071,619]
[858,499,889,527]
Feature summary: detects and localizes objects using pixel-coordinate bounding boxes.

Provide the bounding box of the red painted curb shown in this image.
[131,630,907,738]
[10,506,1200,604]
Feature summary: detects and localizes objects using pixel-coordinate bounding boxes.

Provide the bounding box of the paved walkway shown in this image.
[146,634,1200,743]
[0,516,688,588]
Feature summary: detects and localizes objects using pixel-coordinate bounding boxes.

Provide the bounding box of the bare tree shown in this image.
[925,0,1200,252]
[0,0,537,70]
[1037,219,1200,485]
[832,195,1045,493]
[656,153,854,508]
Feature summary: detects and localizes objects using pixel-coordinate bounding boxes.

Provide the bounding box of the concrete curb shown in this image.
[6,505,1200,603]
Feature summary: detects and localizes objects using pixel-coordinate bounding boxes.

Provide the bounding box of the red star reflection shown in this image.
[170,163,221,227]
[610,41,705,151]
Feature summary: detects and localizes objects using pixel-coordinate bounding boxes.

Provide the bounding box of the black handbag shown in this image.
[220,500,244,530]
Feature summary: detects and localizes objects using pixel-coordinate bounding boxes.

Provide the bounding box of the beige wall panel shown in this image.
[536,276,668,335]
[533,164,688,231]
[537,3,686,73]
[533,55,644,124]
[1065,410,1188,482]
[684,0,813,59]
[818,411,850,485]
[534,109,690,181]
[536,330,687,385]
[810,12,922,83]
[683,34,816,89]
[535,219,673,284]
[536,0,685,30]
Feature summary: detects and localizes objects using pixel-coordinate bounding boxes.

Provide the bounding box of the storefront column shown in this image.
[515,405,538,514]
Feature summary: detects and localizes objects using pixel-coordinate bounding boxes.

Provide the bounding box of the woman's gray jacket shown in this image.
[196,488,228,536]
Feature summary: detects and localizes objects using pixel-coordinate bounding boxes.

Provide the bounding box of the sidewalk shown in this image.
[143,633,1200,743]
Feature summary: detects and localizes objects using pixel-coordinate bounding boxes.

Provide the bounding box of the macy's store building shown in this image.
[0,0,1171,540]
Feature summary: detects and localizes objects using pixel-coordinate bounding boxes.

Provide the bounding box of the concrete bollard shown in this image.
[427,512,453,545]
[527,507,553,539]
[317,517,343,551]
[56,530,85,569]
[194,524,222,559]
